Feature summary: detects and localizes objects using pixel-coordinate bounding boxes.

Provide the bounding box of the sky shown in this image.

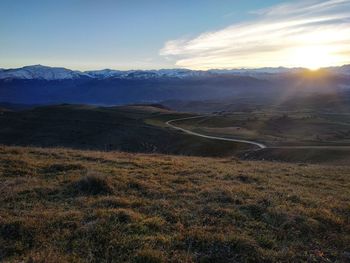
[1,0,349,70]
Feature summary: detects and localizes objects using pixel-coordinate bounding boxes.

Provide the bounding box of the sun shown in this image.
[290,46,338,70]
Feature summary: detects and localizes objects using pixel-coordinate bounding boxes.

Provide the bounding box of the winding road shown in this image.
[166,116,267,149]
[166,115,350,150]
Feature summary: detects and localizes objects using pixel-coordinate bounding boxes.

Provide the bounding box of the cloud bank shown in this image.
[160,0,350,69]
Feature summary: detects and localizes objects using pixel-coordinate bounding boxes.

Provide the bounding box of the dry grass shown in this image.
[0,145,349,262]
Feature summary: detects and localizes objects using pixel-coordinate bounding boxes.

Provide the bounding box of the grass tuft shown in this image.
[134,249,165,263]
[70,174,114,195]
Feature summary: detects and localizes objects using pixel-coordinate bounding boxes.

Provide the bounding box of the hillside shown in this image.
[0,104,250,156]
[0,145,349,262]
[0,76,271,105]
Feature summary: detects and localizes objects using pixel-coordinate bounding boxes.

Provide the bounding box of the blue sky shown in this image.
[1,0,349,70]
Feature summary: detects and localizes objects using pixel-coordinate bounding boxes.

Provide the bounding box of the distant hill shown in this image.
[0,107,10,112]
[0,102,39,111]
[0,75,272,105]
[127,103,171,111]
[162,90,350,113]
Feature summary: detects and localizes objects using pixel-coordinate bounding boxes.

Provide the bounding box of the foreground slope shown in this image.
[0,146,349,262]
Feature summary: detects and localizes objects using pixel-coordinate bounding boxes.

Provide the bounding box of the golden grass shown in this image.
[0,145,349,262]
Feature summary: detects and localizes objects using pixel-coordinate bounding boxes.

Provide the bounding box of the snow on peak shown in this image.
[85,69,123,78]
[0,65,89,80]
[0,64,349,80]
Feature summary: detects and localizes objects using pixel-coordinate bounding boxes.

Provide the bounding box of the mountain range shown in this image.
[1,64,349,80]
[0,64,349,106]
[0,65,223,80]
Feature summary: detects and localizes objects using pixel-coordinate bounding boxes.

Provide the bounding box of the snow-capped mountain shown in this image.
[0,64,348,80]
[326,65,350,75]
[209,67,304,75]
[85,69,124,79]
[85,69,210,79]
[0,65,209,80]
[0,65,89,80]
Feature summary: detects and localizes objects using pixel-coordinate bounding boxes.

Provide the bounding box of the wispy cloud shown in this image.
[160,0,350,69]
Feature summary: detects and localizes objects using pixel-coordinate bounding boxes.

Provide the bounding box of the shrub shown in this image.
[134,249,165,263]
[256,234,277,249]
[142,216,166,231]
[236,175,258,183]
[111,208,141,223]
[70,175,113,195]
[0,221,34,258]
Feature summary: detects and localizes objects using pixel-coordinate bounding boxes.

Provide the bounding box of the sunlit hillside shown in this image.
[1,145,349,262]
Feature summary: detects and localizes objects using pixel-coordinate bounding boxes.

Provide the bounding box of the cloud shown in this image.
[160,0,350,69]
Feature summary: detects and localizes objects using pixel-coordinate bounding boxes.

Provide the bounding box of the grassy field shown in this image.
[0,145,349,262]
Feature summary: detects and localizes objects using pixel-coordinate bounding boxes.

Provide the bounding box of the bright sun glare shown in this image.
[291,46,338,70]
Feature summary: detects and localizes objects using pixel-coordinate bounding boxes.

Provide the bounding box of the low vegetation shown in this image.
[0,145,349,262]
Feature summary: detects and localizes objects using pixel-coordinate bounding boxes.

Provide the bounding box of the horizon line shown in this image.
[1,63,350,72]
